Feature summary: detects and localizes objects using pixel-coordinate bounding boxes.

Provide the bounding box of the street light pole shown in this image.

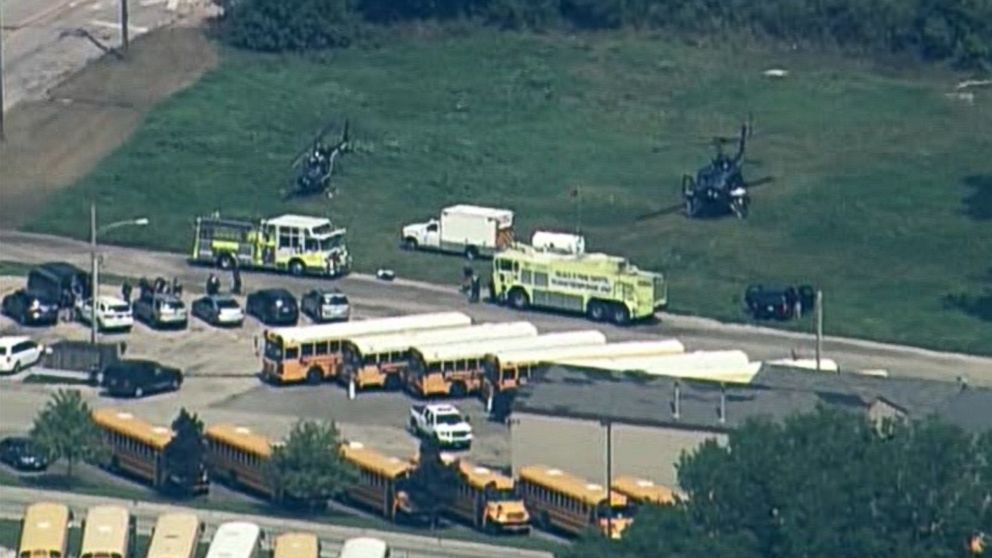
[90,204,99,344]
[1,0,6,142]
[601,418,613,539]
[89,202,149,345]
[815,290,824,372]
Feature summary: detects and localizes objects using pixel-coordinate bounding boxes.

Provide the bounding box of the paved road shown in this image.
[0,486,555,558]
[1,0,210,111]
[2,231,991,385]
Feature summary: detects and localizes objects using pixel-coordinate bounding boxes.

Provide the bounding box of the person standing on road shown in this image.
[121,281,132,304]
[231,263,243,295]
[206,273,220,296]
[470,273,481,303]
[172,277,183,298]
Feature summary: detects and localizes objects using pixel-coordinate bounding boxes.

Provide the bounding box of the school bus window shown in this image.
[285,347,299,359]
[302,344,314,357]
[330,340,341,351]
[315,342,329,355]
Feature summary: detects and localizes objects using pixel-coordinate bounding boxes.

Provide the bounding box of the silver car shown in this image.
[192,295,244,327]
[133,291,188,329]
[301,289,350,323]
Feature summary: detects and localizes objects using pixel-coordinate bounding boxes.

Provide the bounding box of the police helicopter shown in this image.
[681,121,753,219]
[288,119,350,198]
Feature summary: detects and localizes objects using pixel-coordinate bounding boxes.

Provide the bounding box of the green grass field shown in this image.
[27,29,992,353]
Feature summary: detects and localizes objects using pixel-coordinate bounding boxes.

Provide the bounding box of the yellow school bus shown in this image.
[204,424,275,498]
[272,532,320,558]
[610,476,678,507]
[261,312,472,384]
[407,330,605,398]
[446,458,530,534]
[18,502,72,558]
[340,322,537,391]
[517,465,633,539]
[481,339,684,413]
[80,505,131,558]
[339,441,420,522]
[146,513,203,558]
[91,408,209,495]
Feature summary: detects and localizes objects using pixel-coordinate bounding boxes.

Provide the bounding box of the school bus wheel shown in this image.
[306,367,322,385]
[450,381,467,398]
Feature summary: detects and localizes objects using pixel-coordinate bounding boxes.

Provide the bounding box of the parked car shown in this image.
[132,290,188,329]
[75,296,134,332]
[101,359,183,398]
[301,288,350,323]
[0,437,49,471]
[409,403,473,450]
[246,288,298,326]
[0,336,45,374]
[27,262,91,309]
[2,289,59,326]
[191,295,244,327]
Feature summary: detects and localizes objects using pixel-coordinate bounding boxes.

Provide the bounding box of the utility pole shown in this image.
[601,418,613,539]
[1,1,6,142]
[815,289,824,372]
[120,0,129,53]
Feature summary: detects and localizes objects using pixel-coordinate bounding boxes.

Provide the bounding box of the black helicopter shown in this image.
[289,119,350,197]
[681,121,753,219]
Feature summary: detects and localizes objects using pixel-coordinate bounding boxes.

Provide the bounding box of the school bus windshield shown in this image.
[485,487,518,502]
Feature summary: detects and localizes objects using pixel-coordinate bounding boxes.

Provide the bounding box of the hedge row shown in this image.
[215,0,992,69]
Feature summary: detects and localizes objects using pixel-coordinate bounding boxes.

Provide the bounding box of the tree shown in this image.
[30,389,104,482]
[405,435,460,529]
[163,408,207,496]
[265,420,356,509]
[565,407,992,558]
[217,0,359,52]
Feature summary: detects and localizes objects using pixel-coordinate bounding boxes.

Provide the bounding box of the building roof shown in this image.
[514,364,992,434]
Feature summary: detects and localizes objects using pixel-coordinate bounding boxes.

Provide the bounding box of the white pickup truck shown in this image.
[409,403,473,449]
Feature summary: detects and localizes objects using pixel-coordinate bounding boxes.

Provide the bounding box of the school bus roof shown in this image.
[205,424,273,458]
[456,460,515,491]
[146,513,202,558]
[273,532,320,558]
[519,465,628,508]
[80,505,130,557]
[611,477,677,505]
[268,312,472,345]
[92,408,174,449]
[560,350,761,384]
[206,522,262,558]
[340,441,412,478]
[19,502,71,556]
[346,322,537,355]
[493,339,685,367]
[416,330,606,363]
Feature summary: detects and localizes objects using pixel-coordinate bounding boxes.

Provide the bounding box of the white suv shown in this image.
[0,336,44,374]
[76,296,134,332]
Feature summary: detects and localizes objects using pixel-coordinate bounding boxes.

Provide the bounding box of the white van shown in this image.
[339,537,390,558]
[0,336,44,374]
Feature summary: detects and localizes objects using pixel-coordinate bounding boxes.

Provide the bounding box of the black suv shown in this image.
[102,359,183,398]
[2,289,59,326]
[744,284,816,320]
[0,436,49,471]
[246,288,299,326]
[27,262,91,309]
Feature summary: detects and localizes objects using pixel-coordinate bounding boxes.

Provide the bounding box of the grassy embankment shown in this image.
[27,30,992,353]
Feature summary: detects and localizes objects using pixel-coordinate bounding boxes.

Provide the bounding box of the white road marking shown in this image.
[140,0,170,5]
[88,19,150,33]
[88,2,105,11]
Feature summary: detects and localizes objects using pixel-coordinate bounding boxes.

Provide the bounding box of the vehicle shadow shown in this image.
[962,174,992,221]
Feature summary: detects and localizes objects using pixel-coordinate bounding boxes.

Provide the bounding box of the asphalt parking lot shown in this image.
[0,276,510,468]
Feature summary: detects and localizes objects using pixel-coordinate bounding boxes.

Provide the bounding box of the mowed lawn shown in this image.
[29,30,992,353]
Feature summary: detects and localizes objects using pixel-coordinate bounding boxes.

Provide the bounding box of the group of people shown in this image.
[207,262,242,296]
[461,266,481,303]
[122,276,183,303]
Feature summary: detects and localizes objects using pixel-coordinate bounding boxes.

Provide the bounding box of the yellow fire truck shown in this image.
[191,214,350,277]
[490,243,667,325]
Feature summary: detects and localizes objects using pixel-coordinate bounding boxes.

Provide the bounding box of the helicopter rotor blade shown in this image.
[636,203,683,221]
[745,176,775,189]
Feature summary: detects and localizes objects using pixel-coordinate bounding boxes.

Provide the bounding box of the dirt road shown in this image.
[2,230,990,386]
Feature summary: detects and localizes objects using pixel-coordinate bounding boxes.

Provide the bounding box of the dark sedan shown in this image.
[0,437,49,471]
[102,359,183,398]
[246,288,299,326]
[2,290,59,326]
